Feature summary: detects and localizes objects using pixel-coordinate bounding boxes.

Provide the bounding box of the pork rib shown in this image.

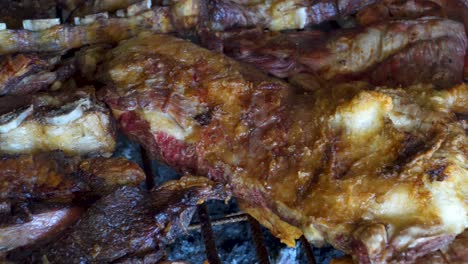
[99,33,467,263]
[207,17,467,88]
[0,87,116,156]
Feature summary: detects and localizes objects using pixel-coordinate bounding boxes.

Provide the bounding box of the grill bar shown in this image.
[140,147,155,189]
[198,204,222,264]
[248,216,271,264]
[188,212,248,231]
[301,236,317,264]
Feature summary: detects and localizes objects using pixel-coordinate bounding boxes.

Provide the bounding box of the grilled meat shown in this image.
[0,152,145,253]
[0,152,145,206]
[0,87,116,156]
[204,0,377,31]
[356,0,468,28]
[206,17,467,88]
[0,7,173,55]
[332,230,468,263]
[99,33,467,263]
[0,53,78,96]
[30,176,227,263]
[0,207,84,253]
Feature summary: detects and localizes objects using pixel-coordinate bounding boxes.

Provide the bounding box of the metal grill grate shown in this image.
[139,148,318,263]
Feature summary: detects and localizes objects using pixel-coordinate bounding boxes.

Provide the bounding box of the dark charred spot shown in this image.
[426,165,448,182]
[455,112,467,122]
[384,134,427,175]
[194,110,212,126]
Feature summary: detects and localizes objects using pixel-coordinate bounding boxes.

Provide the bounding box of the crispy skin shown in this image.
[100,33,467,263]
[207,17,467,88]
[34,176,227,263]
[0,151,145,207]
[0,87,116,156]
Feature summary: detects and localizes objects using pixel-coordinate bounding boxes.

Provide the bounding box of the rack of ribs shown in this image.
[0,86,116,156]
[205,17,467,88]
[99,33,467,263]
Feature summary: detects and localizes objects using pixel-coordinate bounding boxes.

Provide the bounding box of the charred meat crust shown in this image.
[34,176,228,263]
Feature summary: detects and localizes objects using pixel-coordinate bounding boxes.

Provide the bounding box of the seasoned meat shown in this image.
[0,151,144,254]
[356,0,468,28]
[331,230,468,263]
[206,17,467,88]
[0,53,78,96]
[0,207,84,253]
[204,0,377,31]
[0,152,145,205]
[99,33,467,263]
[0,87,116,156]
[34,176,227,263]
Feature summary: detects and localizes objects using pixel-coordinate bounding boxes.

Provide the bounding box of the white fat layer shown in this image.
[271,1,308,30]
[116,9,126,17]
[22,18,60,31]
[0,105,33,133]
[428,179,467,234]
[333,93,389,136]
[0,113,112,155]
[73,17,81,25]
[371,186,418,218]
[303,224,325,246]
[142,111,192,140]
[0,208,73,251]
[44,99,91,126]
[127,0,152,16]
[79,12,109,25]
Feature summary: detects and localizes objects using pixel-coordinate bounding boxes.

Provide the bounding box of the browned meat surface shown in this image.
[99,33,467,263]
[0,53,78,96]
[206,17,467,88]
[356,0,468,28]
[28,176,227,263]
[0,207,84,253]
[0,87,116,156]
[0,152,145,206]
[204,0,377,31]
[331,230,468,263]
[0,151,144,254]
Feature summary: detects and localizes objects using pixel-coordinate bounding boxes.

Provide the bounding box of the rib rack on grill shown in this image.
[205,17,467,88]
[99,33,467,263]
[0,87,116,156]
